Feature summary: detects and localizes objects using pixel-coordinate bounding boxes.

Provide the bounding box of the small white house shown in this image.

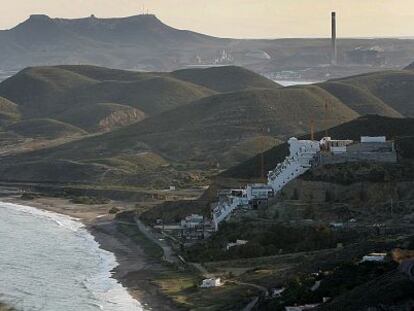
[200,278,222,288]
[361,252,387,263]
[246,184,274,201]
[320,137,353,154]
[226,239,248,250]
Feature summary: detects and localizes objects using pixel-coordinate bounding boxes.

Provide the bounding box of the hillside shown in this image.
[0,85,362,185]
[0,66,215,119]
[0,66,413,187]
[6,119,87,139]
[171,66,280,92]
[0,66,97,118]
[0,96,20,127]
[330,70,414,117]
[57,103,146,132]
[222,115,414,179]
[317,81,403,117]
[319,270,414,311]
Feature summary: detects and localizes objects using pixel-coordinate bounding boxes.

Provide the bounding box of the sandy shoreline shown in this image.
[0,196,178,311]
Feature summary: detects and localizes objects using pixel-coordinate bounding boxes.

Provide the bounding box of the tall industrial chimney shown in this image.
[331,12,337,65]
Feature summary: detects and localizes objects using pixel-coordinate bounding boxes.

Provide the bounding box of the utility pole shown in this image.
[310,119,315,140]
[324,101,329,137]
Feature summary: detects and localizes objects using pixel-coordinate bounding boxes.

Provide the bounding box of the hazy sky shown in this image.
[2,0,414,38]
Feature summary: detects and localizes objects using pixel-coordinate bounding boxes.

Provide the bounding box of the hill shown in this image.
[171,66,281,92]
[57,103,146,132]
[0,96,20,127]
[0,66,215,119]
[318,270,414,311]
[0,66,96,118]
[0,86,358,185]
[0,14,229,71]
[222,115,414,179]
[6,119,87,139]
[317,81,403,117]
[404,61,414,70]
[1,14,414,80]
[329,70,414,117]
[0,66,414,187]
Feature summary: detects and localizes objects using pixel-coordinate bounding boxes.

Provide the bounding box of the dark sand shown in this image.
[1,196,178,311]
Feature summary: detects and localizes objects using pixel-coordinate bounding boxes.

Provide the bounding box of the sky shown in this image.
[1,0,414,38]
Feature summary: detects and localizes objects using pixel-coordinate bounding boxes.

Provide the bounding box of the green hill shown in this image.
[57,103,146,132]
[55,65,157,81]
[37,87,356,164]
[0,66,414,186]
[6,118,87,139]
[330,70,414,117]
[0,66,215,120]
[171,66,281,92]
[0,86,359,185]
[318,81,403,117]
[0,67,96,118]
[65,76,215,115]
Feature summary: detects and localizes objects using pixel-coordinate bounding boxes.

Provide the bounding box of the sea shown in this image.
[0,202,144,311]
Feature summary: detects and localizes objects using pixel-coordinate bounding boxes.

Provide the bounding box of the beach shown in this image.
[0,196,178,311]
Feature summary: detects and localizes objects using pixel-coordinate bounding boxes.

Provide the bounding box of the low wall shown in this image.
[319,151,397,165]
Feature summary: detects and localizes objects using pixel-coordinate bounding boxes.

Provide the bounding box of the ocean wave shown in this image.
[0,202,144,311]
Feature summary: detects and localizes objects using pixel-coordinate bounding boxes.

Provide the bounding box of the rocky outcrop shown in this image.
[97,107,146,132]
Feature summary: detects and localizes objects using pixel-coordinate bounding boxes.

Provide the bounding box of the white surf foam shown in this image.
[0,202,144,311]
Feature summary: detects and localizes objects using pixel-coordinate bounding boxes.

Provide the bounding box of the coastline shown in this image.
[0,196,178,311]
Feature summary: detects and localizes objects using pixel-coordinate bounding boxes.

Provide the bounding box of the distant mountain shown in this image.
[0,14,229,71]
[2,14,414,79]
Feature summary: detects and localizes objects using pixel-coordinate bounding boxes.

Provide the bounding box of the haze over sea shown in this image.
[0,202,143,311]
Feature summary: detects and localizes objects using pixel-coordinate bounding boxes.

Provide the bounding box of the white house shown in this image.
[246,184,274,201]
[201,278,222,288]
[361,252,387,263]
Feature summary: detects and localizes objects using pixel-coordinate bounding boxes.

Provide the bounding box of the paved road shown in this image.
[134,216,179,264]
[242,297,259,311]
